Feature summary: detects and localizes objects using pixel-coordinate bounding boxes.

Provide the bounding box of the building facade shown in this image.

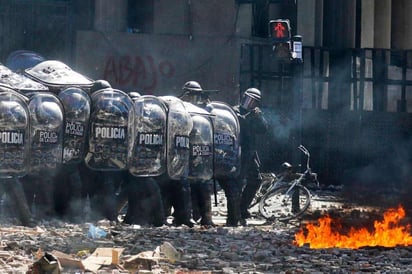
[2,0,412,187]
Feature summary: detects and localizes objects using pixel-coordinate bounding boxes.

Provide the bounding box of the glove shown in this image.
[252,107,262,115]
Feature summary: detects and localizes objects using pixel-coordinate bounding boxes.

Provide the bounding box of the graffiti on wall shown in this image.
[103,55,175,93]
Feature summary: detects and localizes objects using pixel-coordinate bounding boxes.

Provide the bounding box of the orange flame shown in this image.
[294,205,412,249]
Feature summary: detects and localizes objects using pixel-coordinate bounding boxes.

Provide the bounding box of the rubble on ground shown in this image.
[1,188,412,273]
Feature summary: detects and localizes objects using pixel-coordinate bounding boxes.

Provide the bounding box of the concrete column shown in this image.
[314,0,324,47]
[392,0,412,49]
[360,0,374,48]
[323,0,356,48]
[297,0,318,47]
[374,0,391,49]
[236,4,252,37]
[94,0,127,32]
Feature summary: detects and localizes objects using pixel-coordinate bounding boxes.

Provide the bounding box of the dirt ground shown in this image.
[2,183,412,273]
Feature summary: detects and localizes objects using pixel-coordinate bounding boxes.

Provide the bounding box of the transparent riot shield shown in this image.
[58,87,91,164]
[0,86,30,179]
[129,95,167,177]
[24,60,93,92]
[28,93,64,174]
[158,96,193,180]
[183,102,214,181]
[0,63,48,94]
[85,88,134,171]
[6,50,46,72]
[205,101,241,179]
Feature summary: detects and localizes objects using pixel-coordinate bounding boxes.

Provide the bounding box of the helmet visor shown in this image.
[240,94,259,110]
[180,92,203,105]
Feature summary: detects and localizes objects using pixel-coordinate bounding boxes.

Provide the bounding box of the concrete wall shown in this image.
[75,1,254,105]
[153,0,250,37]
[94,0,127,32]
[75,31,245,105]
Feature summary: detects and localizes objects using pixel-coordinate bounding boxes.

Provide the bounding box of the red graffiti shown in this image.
[103,55,175,93]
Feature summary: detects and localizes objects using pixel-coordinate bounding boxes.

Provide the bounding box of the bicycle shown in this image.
[251,145,319,222]
[247,151,279,209]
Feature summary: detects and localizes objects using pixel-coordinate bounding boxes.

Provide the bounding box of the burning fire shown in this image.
[294,205,412,249]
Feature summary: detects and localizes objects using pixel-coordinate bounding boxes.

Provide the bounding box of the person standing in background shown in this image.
[233,88,268,225]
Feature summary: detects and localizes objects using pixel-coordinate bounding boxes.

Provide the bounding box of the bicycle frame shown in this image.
[256,145,319,222]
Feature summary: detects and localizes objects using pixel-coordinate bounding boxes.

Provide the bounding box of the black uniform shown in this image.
[177,81,216,227]
[217,177,242,226]
[233,105,268,221]
[122,175,165,227]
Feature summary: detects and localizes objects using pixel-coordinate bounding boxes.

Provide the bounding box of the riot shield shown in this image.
[85,88,134,171]
[0,63,48,94]
[158,96,193,180]
[205,101,241,179]
[129,95,167,177]
[28,93,64,174]
[58,87,91,164]
[0,86,30,179]
[6,50,46,72]
[24,60,93,92]
[183,102,214,181]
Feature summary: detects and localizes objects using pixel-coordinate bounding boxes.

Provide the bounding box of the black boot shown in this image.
[220,179,242,227]
[6,179,36,227]
[226,194,242,226]
[172,179,194,227]
[240,180,260,219]
[198,183,215,227]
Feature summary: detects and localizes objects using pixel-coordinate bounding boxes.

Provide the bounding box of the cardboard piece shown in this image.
[81,247,124,273]
[50,250,85,271]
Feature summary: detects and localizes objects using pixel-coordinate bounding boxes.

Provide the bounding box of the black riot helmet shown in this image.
[183,81,203,93]
[240,88,261,110]
[90,79,112,94]
[180,81,203,104]
[180,81,218,106]
[128,91,141,101]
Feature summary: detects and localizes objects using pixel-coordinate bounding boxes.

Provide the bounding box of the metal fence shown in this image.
[240,44,412,187]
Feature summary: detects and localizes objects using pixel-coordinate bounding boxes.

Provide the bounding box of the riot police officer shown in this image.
[83,79,123,222]
[234,88,268,224]
[178,81,215,226]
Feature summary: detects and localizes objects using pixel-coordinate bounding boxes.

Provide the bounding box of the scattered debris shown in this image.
[0,189,411,273]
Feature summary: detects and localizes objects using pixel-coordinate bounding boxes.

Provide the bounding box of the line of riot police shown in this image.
[0,57,244,227]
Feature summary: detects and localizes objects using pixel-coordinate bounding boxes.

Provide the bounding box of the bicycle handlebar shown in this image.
[254,150,261,169]
[298,145,310,156]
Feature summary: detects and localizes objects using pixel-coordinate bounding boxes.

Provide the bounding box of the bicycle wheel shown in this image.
[248,196,260,209]
[258,184,311,222]
[248,178,274,209]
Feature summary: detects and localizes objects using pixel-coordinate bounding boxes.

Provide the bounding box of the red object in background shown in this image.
[269,20,291,41]
[274,22,286,38]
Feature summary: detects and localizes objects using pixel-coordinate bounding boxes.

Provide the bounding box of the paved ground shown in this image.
[209,185,348,226]
[209,183,399,227]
